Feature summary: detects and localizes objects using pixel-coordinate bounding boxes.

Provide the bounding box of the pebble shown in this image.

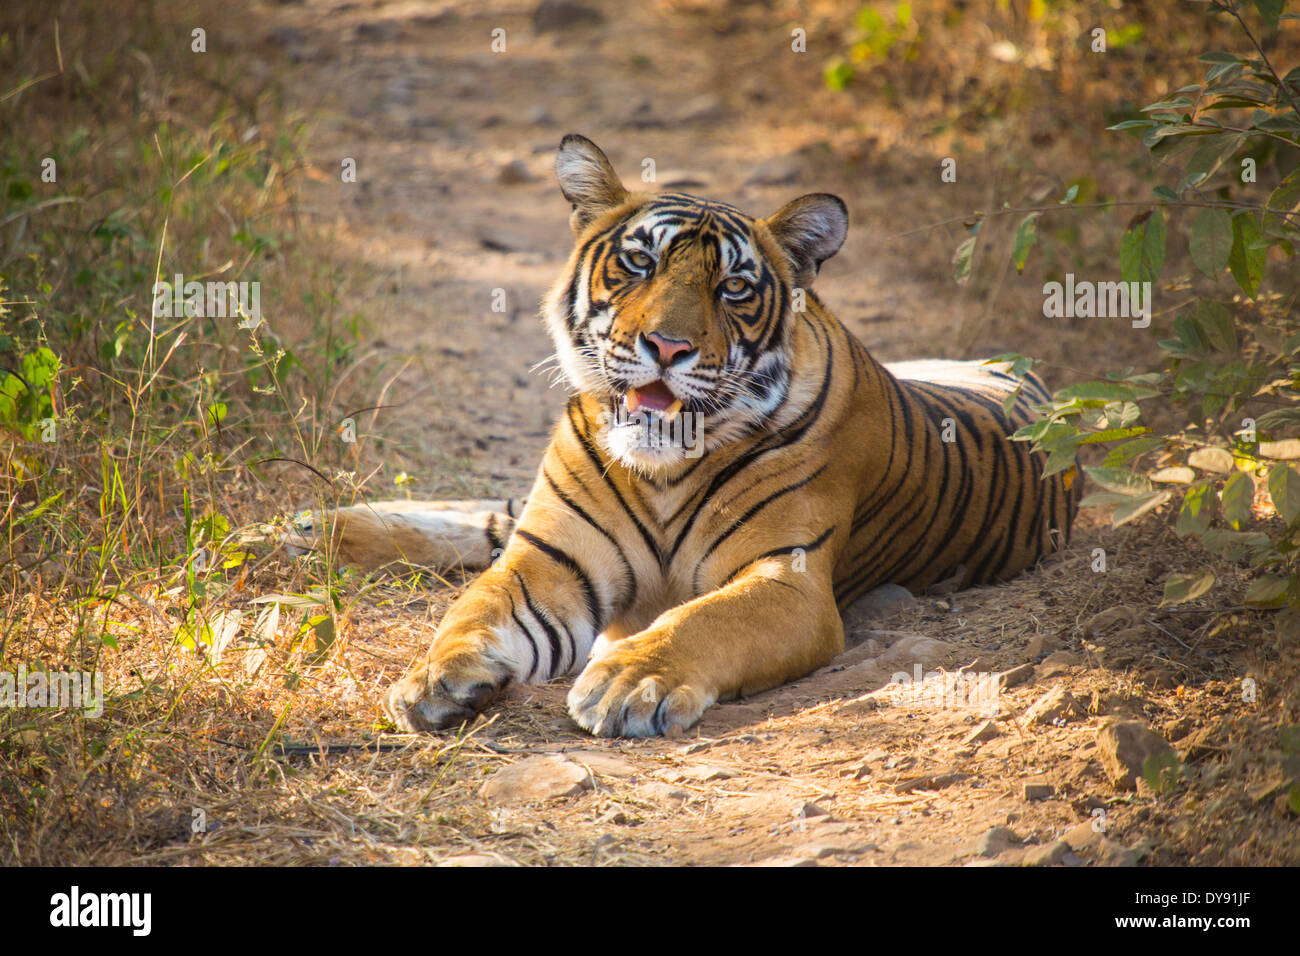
[479,755,593,803]
[1024,686,1081,725]
[1096,719,1175,792]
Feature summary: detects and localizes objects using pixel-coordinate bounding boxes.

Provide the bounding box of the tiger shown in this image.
[293,134,1079,738]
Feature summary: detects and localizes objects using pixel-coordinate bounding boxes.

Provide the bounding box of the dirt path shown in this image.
[232,0,1296,867]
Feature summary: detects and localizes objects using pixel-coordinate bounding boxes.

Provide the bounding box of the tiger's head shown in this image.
[542,134,848,472]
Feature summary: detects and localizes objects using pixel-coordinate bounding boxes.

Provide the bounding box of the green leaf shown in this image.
[1084,465,1153,496]
[1267,464,1300,523]
[1201,528,1270,558]
[1113,489,1172,528]
[824,59,854,91]
[1263,171,1300,237]
[1228,212,1266,298]
[1078,491,1137,508]
[303,614,337,668]
[1079,426,1150,445]
[1162,571,1215,606]
[1142,751,1182,795]
[1176,483,1216,537]
[1256,407,1300,434]
[1252,0,1284,30]
[1154,185,1180,202]
[1011,212,1040,274]
[1221,472,1254,529]
[1104,436,1165,466]
[1054,381,1141,403]
[1120,210,1166,284]
[953,235,977,285]
[1188,209,1233,278]
[1190,300,1236,352]
[1244,574,1289,607]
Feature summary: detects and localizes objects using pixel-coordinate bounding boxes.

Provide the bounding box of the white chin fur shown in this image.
[600,420,696,471]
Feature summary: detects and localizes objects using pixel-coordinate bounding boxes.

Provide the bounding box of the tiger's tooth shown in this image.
[625,389,642,414]
[664,398,684,422]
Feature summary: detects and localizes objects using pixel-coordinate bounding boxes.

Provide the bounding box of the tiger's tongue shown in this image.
[625,380,679,415]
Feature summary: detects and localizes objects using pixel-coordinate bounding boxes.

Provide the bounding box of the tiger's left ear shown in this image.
[762,194,849,287]
[555,134,630,235]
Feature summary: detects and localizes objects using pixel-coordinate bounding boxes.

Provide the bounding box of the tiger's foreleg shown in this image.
[382,492,629,732]
[567,561,844,738]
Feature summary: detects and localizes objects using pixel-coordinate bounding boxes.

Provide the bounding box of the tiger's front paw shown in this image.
[567,642,716,738]
[383,642,512,733]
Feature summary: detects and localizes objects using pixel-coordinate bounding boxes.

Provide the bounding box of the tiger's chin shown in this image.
[598,412,706,473]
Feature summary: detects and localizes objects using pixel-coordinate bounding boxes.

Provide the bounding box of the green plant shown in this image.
[999,0,1300,626]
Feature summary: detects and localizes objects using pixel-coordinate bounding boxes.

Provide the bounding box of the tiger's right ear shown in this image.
[555,134,629,234]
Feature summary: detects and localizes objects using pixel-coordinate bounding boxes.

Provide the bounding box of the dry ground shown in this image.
[4,0,1297,866]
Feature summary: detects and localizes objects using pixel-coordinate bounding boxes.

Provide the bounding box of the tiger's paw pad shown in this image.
[567,655,714,738]
[383,652,511,733]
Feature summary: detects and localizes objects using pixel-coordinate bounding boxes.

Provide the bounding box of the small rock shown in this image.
[1246,776,1291,803]
[878,634,954,668]
[798,801,831,819]
[1087,606,1138,635]
[963,720,1000,746]
[1024,686,1081,725]
[674,764,737,783]
[637,782,690,803]
[801,839,874,859]
[1022,839,1070,867]
[1026,633,1061,658]
[1096,838,1139,867]
[1096,719,1175,792]
[497,160,535,185]
[1023,781,1054,801]
[532,0,605,32]
[478,228,531,252]
[999,662,1036,689]
[971,825,1022,858]
[1063,821,1105,851]
[856,583,917,618]
[563,750,640,779]
[1040,650,1082,671]
[744,151,805,186]
[355,20,401,42]
[673,94,725,124]
[480,755,593,802]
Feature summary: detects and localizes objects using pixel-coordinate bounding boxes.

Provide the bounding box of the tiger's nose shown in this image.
[642,331,696,367]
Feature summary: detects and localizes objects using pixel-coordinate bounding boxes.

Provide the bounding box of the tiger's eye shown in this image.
[627,250,653,269]
[722,276,749,295]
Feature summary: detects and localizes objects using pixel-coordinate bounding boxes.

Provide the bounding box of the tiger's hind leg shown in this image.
[284,498,525,572]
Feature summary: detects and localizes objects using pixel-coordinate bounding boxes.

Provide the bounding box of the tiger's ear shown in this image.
[555,134,629,234]
[762,193,849,287]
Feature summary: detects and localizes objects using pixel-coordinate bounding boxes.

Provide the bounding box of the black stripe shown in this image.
[505,591,540,682]
[543,467,637,609]
[514,572,562,679]
[566,399,663,566]
[721,526,836,588]
[515,528,605,634]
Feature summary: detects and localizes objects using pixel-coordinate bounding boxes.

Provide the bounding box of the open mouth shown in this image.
[624,379,684,420]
